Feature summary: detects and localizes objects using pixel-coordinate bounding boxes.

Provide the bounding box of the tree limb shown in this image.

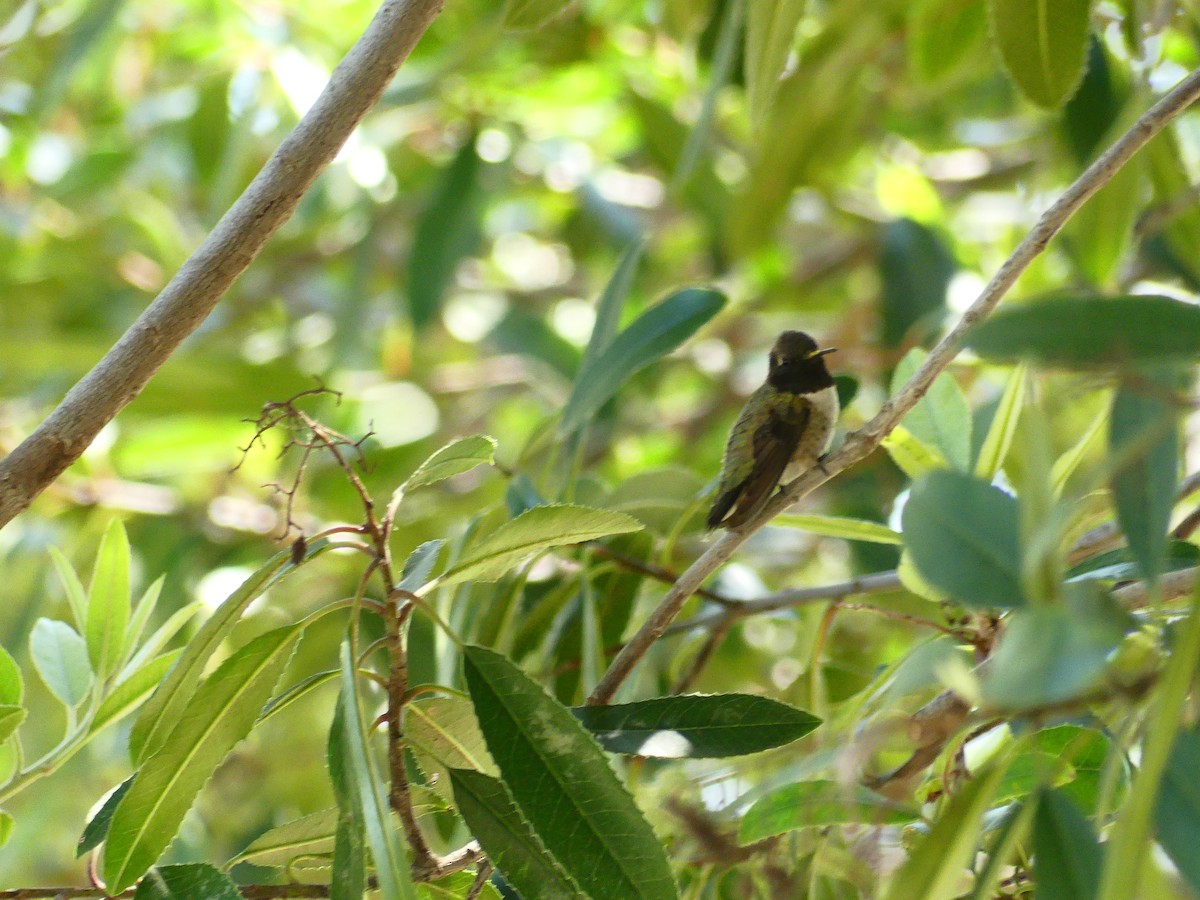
[587,66,1200,706]
[0,0,446,530]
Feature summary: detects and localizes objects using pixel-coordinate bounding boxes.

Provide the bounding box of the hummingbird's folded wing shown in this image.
[721,402,809,528]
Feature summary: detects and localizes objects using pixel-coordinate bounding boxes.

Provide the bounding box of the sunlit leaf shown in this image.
[404,435,497,491]
[406,696,497,802]
[228,808,338,869]
[86,518,131,683]
[974,363,1027,480]
[91,650,181,735]
[745,0,807,125]
[882,426,950,478]
[892,350,971,470]
[988,0,1090,108]
[740,781,919,843]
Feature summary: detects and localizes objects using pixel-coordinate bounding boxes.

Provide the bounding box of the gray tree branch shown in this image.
[0,0,446,530]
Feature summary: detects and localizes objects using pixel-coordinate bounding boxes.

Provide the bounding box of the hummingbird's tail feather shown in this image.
[706,483,744,529]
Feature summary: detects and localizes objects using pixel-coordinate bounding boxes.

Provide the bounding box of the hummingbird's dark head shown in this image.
[767,330,836,394]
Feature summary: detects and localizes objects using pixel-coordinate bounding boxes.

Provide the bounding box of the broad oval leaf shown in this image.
[989,0,1091,108]
[436,505,643,587]
[103,624,303,892]
[464,645,678,900]
[87,518,131,683]
[739,780,919,843]
[559,287,726,435]
[449,768,584,900]
[572,694,820,758]
[404,435,496,492]
[967,295,1200,367]
[0,706,25,745]
[892,349,972,471]
[902,470,1024,608]
[908,0,987,84]
[1034,788,1103,900]
[30,618,93,708]
[0,645,23,707]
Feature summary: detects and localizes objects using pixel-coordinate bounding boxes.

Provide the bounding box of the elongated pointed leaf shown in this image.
[405,435,497,491]
[572,694,820,758]
[131,863,243,900]
[581,241,644,373]
[1155,728,1200,893]
[892,350,972,471]
[91,650,181,735]
[745,0,807,125]
[103,624,303,891]
[30,618,92,708]
[989,0,1090,108]
[399,540,446,592]
[773,514,902,544]
[334,640,414,900]
[78,777,134,857]
[406,697,497,801]
[49,546,88,632]
[967,295,1200,367]
[436,505,642,587]
[975,363,1027,480]
[0,645,23,707]
[450,768,584,900]
[229,808,338,869]
[329,700,366,900]
[87,519,131,682]
[902,470,1024,608]
[124,576,164,666]
[560,288,725,434]
[464,645,677,899]
[739,781,919,843]
[1034,788,1103,900]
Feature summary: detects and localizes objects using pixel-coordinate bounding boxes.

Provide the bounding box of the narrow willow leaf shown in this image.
[967,295,1200,366]
[405,435,497,491]
[572,694,820,758]
[559,287,726,435]
[87,518,131,682]
[49,546,88,632]
[581,241,644,373]
[1051,405,1107,496]
[1155,728,1200,893]
[745,0,807,125]
[121,601,204,679]
[334,640,414,900]
[124,575,164,666]
[228,807,338,869]
[406,697,497,801]
[30,618,93,708]
[435,505,643,587]
[988,0,1090,108]
[0,645,23,706]
[892,350,972,471]
[103,625,302,892]
[974,363,1027,480]
[502,0,571,29]
[328,700,366,900]
[882,426,950,478]
[258,669,337,725]
[1034,788,1103,900]
[739,780,919,843]
[399,540,445,592]
[449,768,584,900]
[131,863,242,900]
[129,546,309,763]
[91,651,182,735]
[902,470,1024,608]
[1109,369,1181,587]
[882,759,1010,900]
[464,645,677,899]
[774,514,903,545]
[78,777,134,856]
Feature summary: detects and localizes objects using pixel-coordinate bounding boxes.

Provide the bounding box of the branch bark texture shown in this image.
[0,0,445,530]
[588,66,1200,705]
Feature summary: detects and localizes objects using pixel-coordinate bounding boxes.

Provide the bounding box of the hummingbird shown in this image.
[706,331,839,529]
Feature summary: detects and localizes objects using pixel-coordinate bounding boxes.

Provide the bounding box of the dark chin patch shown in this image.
[769,361,834,394]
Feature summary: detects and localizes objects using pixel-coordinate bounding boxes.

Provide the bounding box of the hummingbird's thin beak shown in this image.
[811,347,837,358]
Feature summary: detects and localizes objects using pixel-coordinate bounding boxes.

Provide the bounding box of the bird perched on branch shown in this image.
[706,331,838,529]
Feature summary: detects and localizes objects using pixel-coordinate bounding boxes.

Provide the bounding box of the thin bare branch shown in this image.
[0,0,446,530]
[588,66,1200,706]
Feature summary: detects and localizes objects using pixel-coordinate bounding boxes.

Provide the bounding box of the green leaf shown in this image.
[572,694,820,758]
[981,587,1129,709]
[86,518,131,682]
[257,669,337,725]
[502,0,572,29]
[78,777,134,856]
[405,435,497,491]
[449,768,584,900]
[773,514,902,544]
[399,540,446,592]
[463,645,678,899]
[581,241,645,375]
[559,287,726,435]
[882,758,1010,900]
[902,470,1024,608]
[908,0,987,83]
[129,547,308,763]
[91,650,182,736]
[1034,788,1103,900]
[436,505,643,587]
[0,705,25,745]
[408,130,486,331]
[745,0,807,126]
[879,218,956,347]
[988,0,1091,108]
[974,363,1028,480]
[739,781,919,843]
[406,697,497,799]
[124,575,165,666]
[0,810,12,849]
[131,863,243,900]
[883,426,950,478]
[49,546,88,631]
[30,618,93,708]
[1051,404,1107,496]
[1109,368,1181,587]
[228,807,338,869]
[103,624,303,892]
[333,639,414,900]
[328,700,366,900]
[120,600,203,678]
[1155,728,1200,894]
[0,645,23,707]
[892,349,972,470]
[967,295,1200,367]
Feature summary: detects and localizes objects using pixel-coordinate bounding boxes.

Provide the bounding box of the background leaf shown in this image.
[739,781,919,843]
[988,0,1091,108]
[1034,788,1103,900]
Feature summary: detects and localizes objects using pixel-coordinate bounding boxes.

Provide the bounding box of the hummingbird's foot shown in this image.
[816,453,831,475]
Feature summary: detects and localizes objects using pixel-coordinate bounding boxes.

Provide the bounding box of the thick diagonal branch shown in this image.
[587,66,1200,706]
[0,0,445,530]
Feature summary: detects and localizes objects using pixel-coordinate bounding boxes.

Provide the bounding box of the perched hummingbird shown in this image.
[706,331,838,529]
